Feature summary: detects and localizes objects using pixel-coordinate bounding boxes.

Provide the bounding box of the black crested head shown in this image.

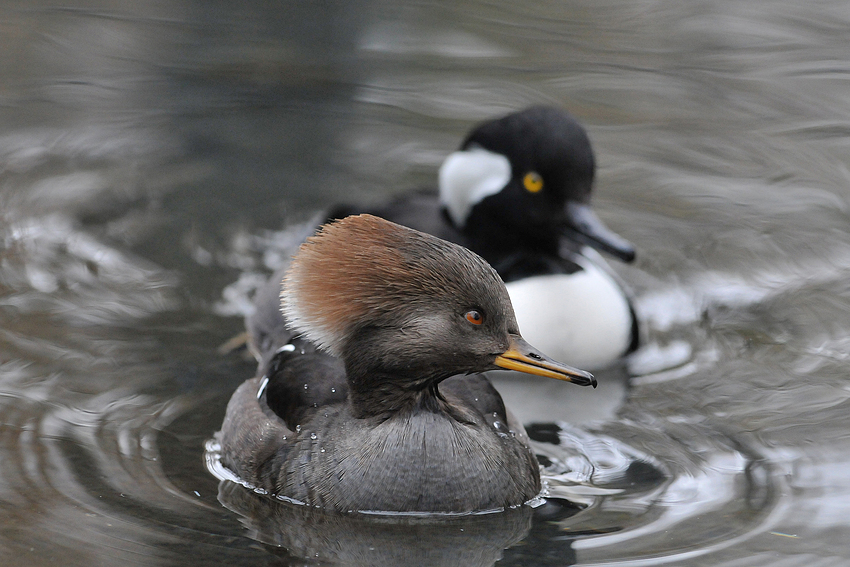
[463,106,596,205]
[441,106,635,264]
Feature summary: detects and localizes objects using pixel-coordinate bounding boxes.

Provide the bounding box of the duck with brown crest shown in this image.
[218,215,595,513]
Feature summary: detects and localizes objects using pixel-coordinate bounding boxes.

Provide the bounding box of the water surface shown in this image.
[2,1,850,565]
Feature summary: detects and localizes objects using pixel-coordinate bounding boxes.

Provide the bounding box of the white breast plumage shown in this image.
[505,251,632,370]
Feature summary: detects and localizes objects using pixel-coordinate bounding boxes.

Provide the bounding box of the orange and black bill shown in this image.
[494,334,597,388]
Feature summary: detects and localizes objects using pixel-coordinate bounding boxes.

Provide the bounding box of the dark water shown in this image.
[3,1,850,565]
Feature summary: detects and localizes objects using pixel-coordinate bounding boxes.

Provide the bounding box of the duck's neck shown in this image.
[461,204,561,265]
[346,369,447,420]
[339,326,458,420]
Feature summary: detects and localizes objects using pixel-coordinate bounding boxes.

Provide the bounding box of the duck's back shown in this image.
[328,189,467,249]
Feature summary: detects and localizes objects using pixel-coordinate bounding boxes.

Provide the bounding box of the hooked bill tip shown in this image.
[569,371,597,388]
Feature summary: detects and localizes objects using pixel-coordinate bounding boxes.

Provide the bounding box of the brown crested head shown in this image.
[281,214,595,390]
[281,214,514,357]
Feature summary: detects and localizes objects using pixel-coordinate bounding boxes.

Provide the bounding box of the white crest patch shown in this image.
[281,272,344,356]
[438,148,511,227]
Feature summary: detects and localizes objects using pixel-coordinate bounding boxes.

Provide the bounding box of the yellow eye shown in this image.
[465,310,484,325]
[523,172,544,193]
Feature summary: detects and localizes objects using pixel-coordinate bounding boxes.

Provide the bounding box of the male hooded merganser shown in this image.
[329,106,638,369]
[219,215,595,513]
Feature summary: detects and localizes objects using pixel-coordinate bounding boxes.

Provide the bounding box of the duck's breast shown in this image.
[281,407,540,513]
[506,253,633,370]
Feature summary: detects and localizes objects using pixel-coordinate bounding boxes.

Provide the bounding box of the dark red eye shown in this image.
[465,310,484,325]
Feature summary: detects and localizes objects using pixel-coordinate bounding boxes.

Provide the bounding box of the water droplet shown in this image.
[296,425,302,432]
[304,384,309,390]
[320,447,325,453]
[331,388,336,393]
[310,432,317,440]
[282,435,287,440]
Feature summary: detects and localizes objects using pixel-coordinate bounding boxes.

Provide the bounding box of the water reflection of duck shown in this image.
[329,106,638,370]
[218,215,595,512]
[216,480,538,567]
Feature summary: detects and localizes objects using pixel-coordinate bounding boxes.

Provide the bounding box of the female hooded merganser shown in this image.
[329,106,639,369]
[219,215,595,513]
